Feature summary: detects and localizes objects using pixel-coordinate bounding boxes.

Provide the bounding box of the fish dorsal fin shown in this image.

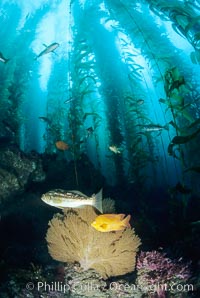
[101,214,125,220]
[92,188,103,213]
[116,214,126,220]
[68,190,88,197]
[100,214,115,219]
[43,43,47,47]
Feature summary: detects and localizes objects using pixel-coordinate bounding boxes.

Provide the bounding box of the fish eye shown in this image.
[100,224,107,229]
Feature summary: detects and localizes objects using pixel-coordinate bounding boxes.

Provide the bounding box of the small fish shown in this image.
[138,123,169,132]
[41,188,103,213]
[86,127,94,138]
[136,99,144,105]
[0,52,9,64]
[91,213,131,232]
[64,97,76,104]
[34,42,59,60]
[55,141,70,151]
[108,145,121,154]
[38,116,51,124]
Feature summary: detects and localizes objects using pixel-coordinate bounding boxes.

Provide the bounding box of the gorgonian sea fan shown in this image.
[46,206,141,279]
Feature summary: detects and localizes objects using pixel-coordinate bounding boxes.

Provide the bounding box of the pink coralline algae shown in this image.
[136,250,191,297]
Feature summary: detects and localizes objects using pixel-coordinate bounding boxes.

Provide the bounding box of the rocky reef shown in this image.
[0,145,199,298]
[0,145,45,207]
[0,257,195,298]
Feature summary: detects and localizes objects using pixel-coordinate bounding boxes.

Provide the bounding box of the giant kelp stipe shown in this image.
[0,1,199,297]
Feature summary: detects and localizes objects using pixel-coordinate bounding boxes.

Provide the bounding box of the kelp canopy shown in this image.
[0,0,200,193]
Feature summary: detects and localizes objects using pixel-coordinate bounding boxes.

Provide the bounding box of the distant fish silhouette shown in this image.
[38,116,51,125]
[108,145,121,154]
[64,97,76,104]
[86,127,94,138]
[0,52,10,64]
[55,141,70,151]
[136,99,144,105]
[138,123,169,132]
[34,42,59,60]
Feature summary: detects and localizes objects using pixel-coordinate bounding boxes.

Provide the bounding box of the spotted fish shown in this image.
[41,188,103,213]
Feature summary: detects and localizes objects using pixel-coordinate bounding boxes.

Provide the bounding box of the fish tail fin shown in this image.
[122,214,131,228]
[5,58,10,63]
[93,188,103,213]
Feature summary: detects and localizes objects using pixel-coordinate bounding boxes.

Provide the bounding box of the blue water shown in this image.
[0,1,200,297]
[0,0,200,191]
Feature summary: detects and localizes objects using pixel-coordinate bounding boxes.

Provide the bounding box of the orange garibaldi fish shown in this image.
[55,141,69,151]
[91,213,131,232]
